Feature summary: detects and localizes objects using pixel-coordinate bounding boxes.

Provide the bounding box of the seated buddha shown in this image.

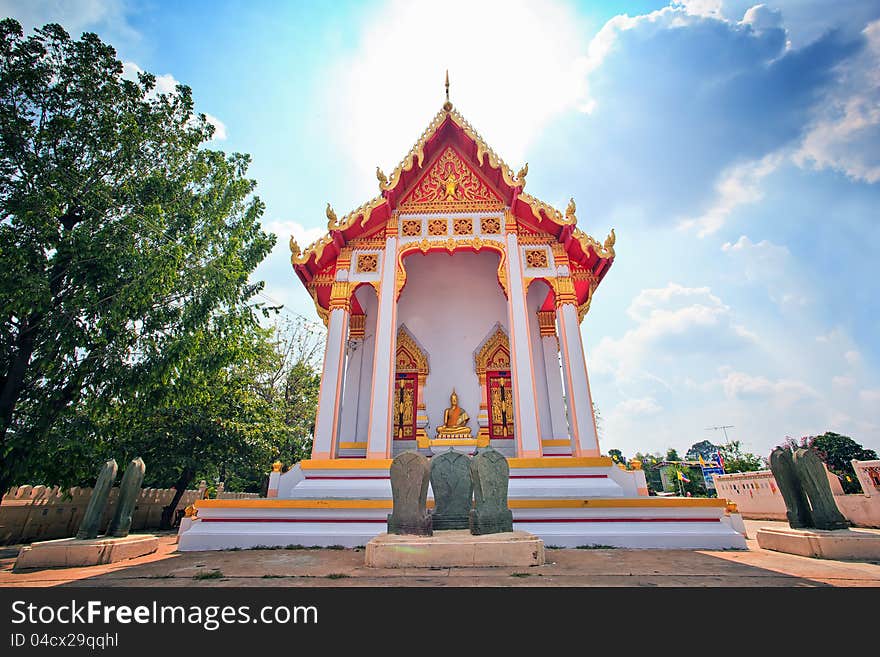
[436,389,473,438]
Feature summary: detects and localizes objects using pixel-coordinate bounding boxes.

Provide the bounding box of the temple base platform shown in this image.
[177,457,746,551]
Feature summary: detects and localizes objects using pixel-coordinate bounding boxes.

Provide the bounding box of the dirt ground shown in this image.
[2,520,878,587]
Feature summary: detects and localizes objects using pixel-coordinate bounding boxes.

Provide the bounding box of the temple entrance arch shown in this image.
[474,324,514,449]
[396,250,508,442]
[336,283,378,458]
[394,325,429,445]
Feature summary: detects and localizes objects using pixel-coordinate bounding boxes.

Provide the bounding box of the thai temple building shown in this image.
[179,82,746,550]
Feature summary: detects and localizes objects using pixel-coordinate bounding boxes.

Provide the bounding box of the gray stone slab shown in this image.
[387,451,432,536]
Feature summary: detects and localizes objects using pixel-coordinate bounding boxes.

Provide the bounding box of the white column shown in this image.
[366,236,398,459]
[557,301,600,457]
[337,337,364,444]
[505,232,542,457]
[541,335,569,439]
[312,301,350,460]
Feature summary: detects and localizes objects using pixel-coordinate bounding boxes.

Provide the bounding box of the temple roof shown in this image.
[289,99,615,318]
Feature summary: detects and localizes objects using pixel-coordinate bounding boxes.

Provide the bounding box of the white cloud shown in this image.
[591,283,755,382]
[719,369,818,404]
[740,4,784,33]
[123,62,227,141]
[794,19,880,183]
[675,0,723,19]
[0,0,138,42]
[614,397,663,417]
[845,350,862,366]
[678,153,782,236]
[323,0,590,179]
[861,389,880,404]
[204,113,227,141]
[264,220,325,250]
[832,375,856,389]
[122,62,179,96]
[626,283,722,322]
[720,235,809,307]
[816,327,845,343]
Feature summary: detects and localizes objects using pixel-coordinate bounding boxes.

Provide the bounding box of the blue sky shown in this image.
[4,0,879,459]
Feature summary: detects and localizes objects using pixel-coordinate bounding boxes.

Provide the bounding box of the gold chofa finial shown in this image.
[565,197,577,224]
[443,70,452,111]
[326,203,338,230]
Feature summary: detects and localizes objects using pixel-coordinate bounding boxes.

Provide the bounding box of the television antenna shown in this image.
[705,425,734,442]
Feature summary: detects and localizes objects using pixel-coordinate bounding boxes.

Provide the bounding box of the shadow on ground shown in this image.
[3,533,880,587]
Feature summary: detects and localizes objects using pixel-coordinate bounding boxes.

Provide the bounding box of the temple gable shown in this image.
[398,146,505,213]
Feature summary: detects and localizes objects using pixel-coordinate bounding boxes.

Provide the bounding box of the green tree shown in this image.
[0,20,274,498]
[607,448,626,466]
[790,432,878,494]
[115,316,283,527]
[686,440,719,462]
[663,463,706,496]
[665,448,681,462]
[258,317,323,466]
[718,440,764,474]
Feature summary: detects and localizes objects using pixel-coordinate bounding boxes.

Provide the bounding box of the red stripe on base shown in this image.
[201,517,719,524]
[201,518,387,523]
[514,517,720,523]
[305,476,390,480]
[509,474,607,479]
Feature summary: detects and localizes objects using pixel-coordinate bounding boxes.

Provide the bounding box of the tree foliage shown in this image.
[607,448,626,466]
[685,440,719,462]
[717,440,764,474]
[783,432,877,494]
[0,20,299,504]
[256,317,323,467]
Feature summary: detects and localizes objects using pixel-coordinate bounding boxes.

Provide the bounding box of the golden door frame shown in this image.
[394,325,429,441]
[474,326,514,441]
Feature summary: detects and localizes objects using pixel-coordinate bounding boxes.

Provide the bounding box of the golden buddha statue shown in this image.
[436,389,472,438]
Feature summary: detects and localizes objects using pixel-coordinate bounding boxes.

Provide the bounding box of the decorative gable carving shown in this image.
[399,147,505,213]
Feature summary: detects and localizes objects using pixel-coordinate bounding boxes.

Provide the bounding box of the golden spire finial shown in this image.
[443,70,452,111]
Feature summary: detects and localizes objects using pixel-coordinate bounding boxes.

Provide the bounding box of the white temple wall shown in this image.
[396,251,508,436]
[526,280,553,441]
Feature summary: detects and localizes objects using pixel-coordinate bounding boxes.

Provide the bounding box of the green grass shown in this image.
[193,570,224,580]
[576,544,617,549]
[146,574,175,579]
[261,574,285,579]
[326,573,351,579]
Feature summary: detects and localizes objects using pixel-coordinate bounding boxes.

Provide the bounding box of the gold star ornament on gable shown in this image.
[442,173,460,200]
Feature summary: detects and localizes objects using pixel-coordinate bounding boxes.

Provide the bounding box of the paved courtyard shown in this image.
[1,520,878,587]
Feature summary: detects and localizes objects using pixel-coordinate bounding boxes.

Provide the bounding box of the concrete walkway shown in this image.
[2,520,878,587]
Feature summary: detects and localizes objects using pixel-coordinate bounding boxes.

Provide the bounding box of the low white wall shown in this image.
[0,483,259,545]
[853,459,880,498]
[714,471,788,520]
[714,463,880,528]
